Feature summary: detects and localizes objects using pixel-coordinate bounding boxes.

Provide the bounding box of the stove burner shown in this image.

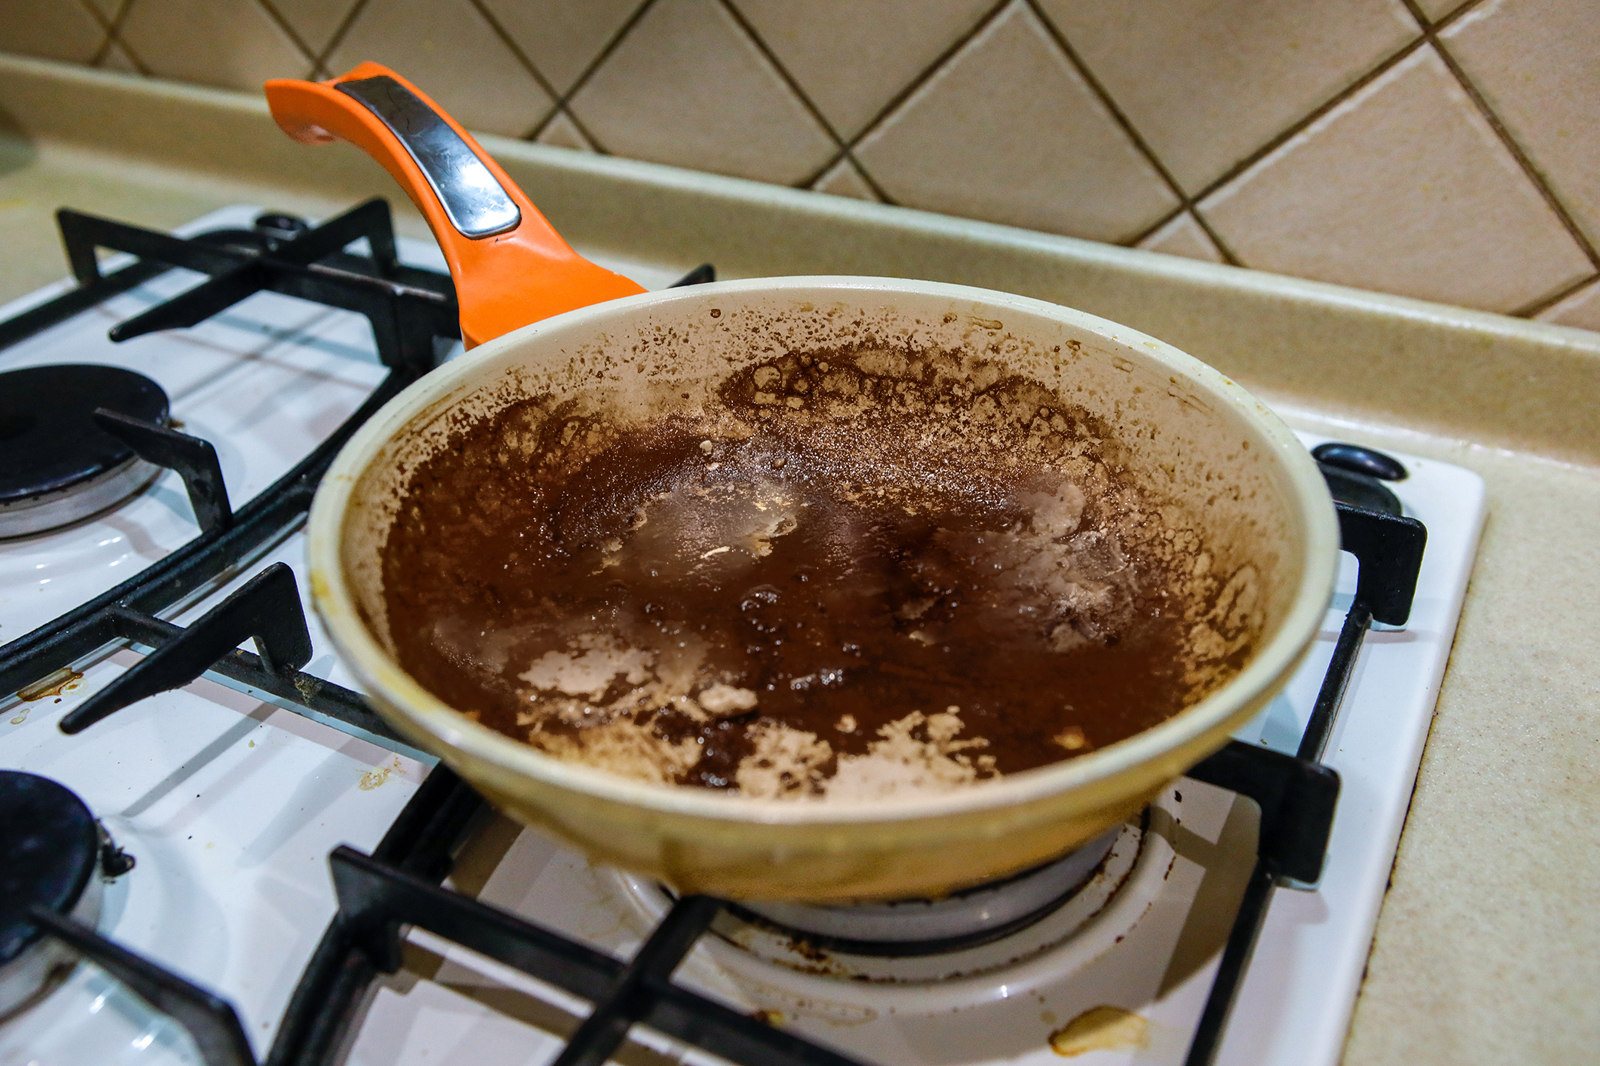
[732,826,1120,957]
[0,364,169,538]
[0,771,107,1016]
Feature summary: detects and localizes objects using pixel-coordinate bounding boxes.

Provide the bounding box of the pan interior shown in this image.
[339,287,1301,805]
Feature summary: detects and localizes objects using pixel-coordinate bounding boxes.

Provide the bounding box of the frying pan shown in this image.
[266,64,1339,901]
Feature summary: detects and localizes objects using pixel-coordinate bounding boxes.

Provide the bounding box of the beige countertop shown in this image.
[1,55,1595,1065]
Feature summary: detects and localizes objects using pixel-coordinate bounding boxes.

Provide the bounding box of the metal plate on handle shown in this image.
[335,75,521,239]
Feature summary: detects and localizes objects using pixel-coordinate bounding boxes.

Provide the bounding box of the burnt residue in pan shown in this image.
[380,345,1261,799]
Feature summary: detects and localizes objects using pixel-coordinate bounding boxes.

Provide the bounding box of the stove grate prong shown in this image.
[51,201,457,372]
[102,200,408,343]
[60,563,312,734]
[1186,741,1340,885]
[550,894,724,1066]
[670,263,716,287]
[317,844,871,1066]
[1183,491,1428,1066]
[25,905,257,1066]
[0,363,416,702]
[56,209,245,285]
[107,261,270,343]
[93,408,233,533]
[1335,505,1427,628]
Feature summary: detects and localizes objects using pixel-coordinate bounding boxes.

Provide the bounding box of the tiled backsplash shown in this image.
[7,0,1600,330]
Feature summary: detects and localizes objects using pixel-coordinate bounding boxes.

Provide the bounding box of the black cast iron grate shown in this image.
[1,203,1425,1066]
[0,199,458,727]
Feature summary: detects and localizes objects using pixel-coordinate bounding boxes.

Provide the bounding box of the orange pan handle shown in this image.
[264,63,645,348]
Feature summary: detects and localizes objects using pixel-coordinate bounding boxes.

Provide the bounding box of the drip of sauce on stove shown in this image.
[381,346,1256,799]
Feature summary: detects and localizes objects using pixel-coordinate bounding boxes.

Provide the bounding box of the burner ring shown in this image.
[0,771,105,1017]
[0,364,169,538]
[731,826,1121,957]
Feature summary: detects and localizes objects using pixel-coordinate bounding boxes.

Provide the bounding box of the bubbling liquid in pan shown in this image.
[380,346,1261,800]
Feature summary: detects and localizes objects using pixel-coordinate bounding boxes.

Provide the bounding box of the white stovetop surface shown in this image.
[0,208,1484,1066]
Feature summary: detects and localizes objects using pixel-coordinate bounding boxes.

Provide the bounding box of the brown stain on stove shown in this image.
[1048,1005,1148,1056]
[359,757,403,790]
[18,668,82,702]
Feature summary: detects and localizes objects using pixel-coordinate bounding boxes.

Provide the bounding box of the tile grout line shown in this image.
[742,0,1004,198]
[1176,0,1499,221]
[1124,205,1191,249]
[1158,2,1495,226]
[252,0,322,78]
[75,0,116,66]
[1400,0,1600,277]
[717,0,894,202]
[461,0,566,141]
[1185,34,1429,220]
[832,0,1004,157]
[1510,270,1599,320]
[1023,0,1240,262]
[527,0,661,154]
[101,0,151,77]
[311,0,374,77]
[716,0,851,190]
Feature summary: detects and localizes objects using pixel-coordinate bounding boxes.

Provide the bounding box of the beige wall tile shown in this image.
[732,0,995,139]
[568,0,836,186]
[853,1,1177,242]
[1442,0,1600,250]
[1038,0,1418,195]
[121,0,313,91]
[478,0,641,95]
[326,0,555,136]
[81,0,123,21]
[1412,0,1474,21]
[535,110,595,152]
[268,0,362,57]
[1137,210,1226,263]
[812,156,880,201]
[1536,278,1600,333]
[1199,47,1590,313]
[0,0,109,64]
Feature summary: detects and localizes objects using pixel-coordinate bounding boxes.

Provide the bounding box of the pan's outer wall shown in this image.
[309,277,1337,902]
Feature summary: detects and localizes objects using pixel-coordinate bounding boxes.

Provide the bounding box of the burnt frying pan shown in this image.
[266,65,1338,901]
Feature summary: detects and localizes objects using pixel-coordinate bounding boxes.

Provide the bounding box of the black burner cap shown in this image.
[0,771,100,965]
[0,364,169,505]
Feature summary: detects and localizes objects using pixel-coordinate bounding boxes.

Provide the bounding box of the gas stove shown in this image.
[0,203,1484,1066]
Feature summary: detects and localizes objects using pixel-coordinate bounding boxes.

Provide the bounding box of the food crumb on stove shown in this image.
[1048,1005,1148,1056]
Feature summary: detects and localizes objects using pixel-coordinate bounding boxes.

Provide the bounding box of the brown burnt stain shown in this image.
[749,1008,783,1026]
[1048,1005,1148,1056]
[19,668,82,701]
[379,342,1257,795]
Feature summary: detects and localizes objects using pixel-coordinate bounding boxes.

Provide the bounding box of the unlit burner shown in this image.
[0,365,168,537]
[0,771,129,1018]
[730,825,1120,957]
